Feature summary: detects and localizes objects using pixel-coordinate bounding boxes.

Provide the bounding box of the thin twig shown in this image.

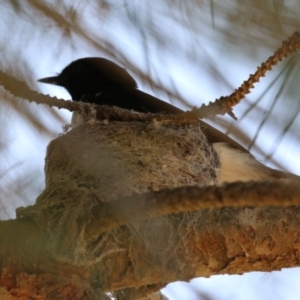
[1,32,300,122]
[179,31,300,120]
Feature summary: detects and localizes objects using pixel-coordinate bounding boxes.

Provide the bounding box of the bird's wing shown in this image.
[131,89,249,153]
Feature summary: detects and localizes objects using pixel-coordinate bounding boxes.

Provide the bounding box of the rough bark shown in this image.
[1,119,300,299]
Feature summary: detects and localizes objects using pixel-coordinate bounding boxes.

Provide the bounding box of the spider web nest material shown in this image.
[17,117,219,293]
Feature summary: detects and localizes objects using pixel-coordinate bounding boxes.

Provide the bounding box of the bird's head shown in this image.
[38,57,137,101]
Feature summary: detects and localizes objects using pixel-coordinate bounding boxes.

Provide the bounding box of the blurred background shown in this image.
[1,0,300,299]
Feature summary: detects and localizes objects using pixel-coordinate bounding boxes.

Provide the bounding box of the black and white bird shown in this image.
[38,57,297,182]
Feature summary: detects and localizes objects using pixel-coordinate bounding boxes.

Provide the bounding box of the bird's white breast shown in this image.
[71,111,85,127]
[213,143,272,183]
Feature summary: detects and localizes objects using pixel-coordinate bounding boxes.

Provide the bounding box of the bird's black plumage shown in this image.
[38,57,247,151]
[38,58,182,115]
[38,57,299,180]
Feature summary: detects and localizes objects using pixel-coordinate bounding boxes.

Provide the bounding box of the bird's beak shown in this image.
[38,75,61,85]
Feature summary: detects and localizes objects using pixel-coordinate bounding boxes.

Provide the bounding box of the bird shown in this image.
[38,57,298,182]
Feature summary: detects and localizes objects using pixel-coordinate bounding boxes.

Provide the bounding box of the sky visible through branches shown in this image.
[0,1,300,299]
